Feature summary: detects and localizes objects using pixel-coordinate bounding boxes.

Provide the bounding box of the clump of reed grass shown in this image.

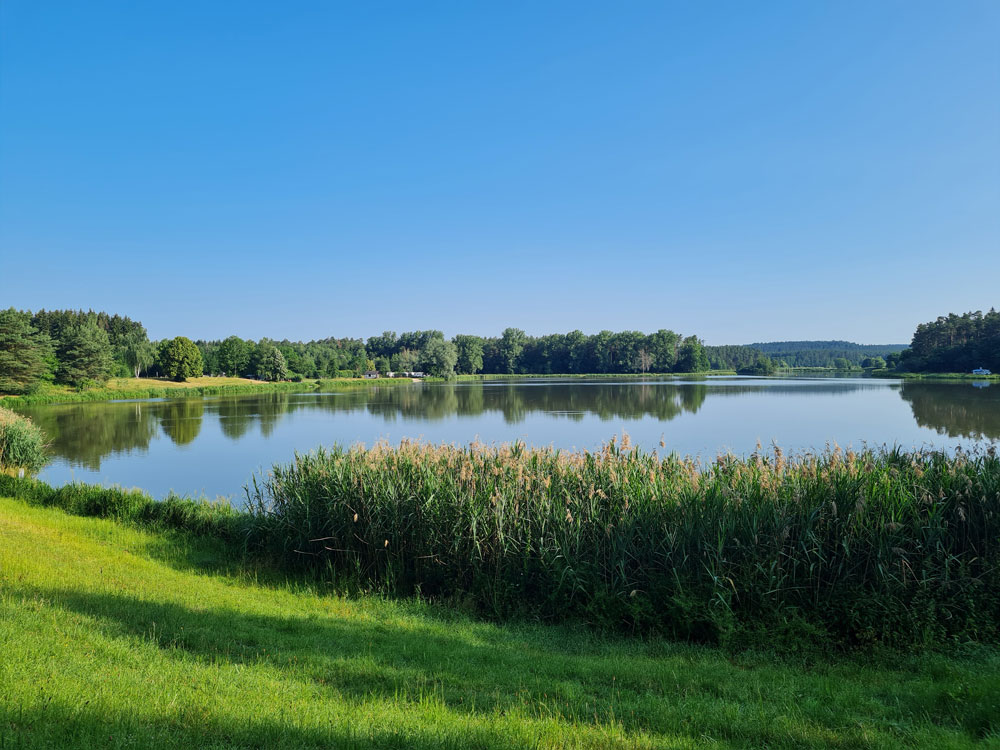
[0,406,48,473]
[247,437,1000,647]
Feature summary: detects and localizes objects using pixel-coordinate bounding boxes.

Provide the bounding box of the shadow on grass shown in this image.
[32,586,635,730]
[0,703,540,750]
[22,586,1000,746]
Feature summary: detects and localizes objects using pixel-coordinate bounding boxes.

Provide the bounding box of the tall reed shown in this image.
[0,406,48,473]
[248,438,1000,647]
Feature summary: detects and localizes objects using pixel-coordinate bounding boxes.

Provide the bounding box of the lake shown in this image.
[14,376,999,503]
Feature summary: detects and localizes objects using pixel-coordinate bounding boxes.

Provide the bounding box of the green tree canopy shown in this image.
[675,336,708,373]
[0,309,53,394]
[158,337,204,382]
[57,319,114,386]
[498,328,526,374]
[217,336,252,377]
[861,356,886,369]
[255,342,289,381]
[421,338,458,378]
[453,335,484,375]
[121,328,154,378]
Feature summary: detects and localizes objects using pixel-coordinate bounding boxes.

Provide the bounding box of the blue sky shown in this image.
[1,1,997,344]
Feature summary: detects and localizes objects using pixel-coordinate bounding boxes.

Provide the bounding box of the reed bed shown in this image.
[0,406,48,473]
[248,438,1000,647]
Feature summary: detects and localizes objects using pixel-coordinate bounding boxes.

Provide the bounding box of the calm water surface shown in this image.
[14,376,999,502]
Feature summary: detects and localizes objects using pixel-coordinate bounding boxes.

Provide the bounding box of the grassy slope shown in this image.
[1,498,998,749]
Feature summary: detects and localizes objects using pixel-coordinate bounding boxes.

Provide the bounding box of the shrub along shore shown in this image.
[2,437,997,650]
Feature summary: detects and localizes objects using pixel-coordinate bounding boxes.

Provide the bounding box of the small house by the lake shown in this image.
[972,368,992,375]
[363,371,380,379]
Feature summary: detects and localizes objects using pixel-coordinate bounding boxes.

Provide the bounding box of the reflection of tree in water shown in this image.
[216,396,256,440]
[18,401,159,470]
[213,392,293,439]
[159,399,204,446]
[21,379,905,468]
[900,382,1000,441]
[360,382,709,424]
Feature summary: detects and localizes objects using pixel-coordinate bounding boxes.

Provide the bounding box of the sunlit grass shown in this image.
[1,497,997,749]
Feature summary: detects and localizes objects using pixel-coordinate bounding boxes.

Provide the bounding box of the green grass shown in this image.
[0,376,411,407]
[2,496,998,749]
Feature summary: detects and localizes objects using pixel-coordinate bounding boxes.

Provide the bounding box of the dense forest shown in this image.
[1,308,781,394]
[750,341,907,368]
[897,310,1000,373]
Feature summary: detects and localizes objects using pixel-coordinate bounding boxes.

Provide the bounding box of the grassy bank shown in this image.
[4,439,998,650]
[886,371,1000,382]
[0,375,411,407]
[2,496,997,749]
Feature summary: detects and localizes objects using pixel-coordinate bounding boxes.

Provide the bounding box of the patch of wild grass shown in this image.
[248,438,1000,648]
[0,406,48,473]
[0,473,244,539]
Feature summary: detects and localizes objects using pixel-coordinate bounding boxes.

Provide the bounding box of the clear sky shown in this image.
[1,1,997,345]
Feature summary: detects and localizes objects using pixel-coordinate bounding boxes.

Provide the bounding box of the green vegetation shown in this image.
[157,336,204,381]
[899,309,1000,374]
[6,436,998,650]
[254,341,290,381]
[56,317,115,386]
[368,329,758,376]
[248,440,1000,649]
[0,309,53,394]
[0,407,47,473]
[28,308,150,384]
[0,376,409,408]
[736,354,776,376]
[2,309,781,395]
[751,341,907,369]
[891,371,1000,382]
[2,496,998,749]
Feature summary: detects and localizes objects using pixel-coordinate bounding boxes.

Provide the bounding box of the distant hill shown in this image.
[749,341,907,368]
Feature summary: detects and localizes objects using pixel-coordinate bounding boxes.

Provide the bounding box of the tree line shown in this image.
[750,340,906,368]
[897,309,1000,373]
[0,308,295,394]
[1,308,787,395]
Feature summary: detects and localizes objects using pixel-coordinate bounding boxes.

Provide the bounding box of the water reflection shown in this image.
[159,398,204,446]
[21,400,160,470]
[900,381,1000,441]
[14,378,1000,473]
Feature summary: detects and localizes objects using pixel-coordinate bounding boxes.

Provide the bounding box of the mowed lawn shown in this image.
[0,498,997,749]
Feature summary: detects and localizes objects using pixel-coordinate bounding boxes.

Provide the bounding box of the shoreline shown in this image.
[0,376,411,408]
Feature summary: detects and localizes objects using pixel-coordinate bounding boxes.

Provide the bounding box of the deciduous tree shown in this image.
[158,337,204,382]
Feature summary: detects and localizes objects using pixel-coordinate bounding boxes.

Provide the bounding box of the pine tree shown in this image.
[0,308,52,394]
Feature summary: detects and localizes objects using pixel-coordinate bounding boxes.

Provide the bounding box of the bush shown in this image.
[0,407,48,473]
